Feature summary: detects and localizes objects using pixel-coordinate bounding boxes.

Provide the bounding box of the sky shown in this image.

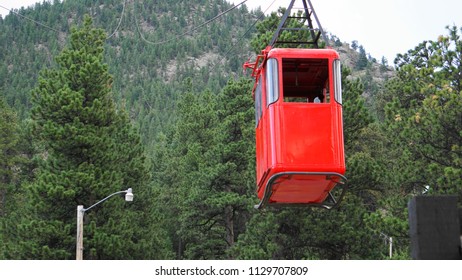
[1,0,461,63]
[240,0,462,63]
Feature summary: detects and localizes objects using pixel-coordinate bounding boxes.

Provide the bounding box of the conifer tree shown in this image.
[0,97,20,217]
[355,45,369,70]
[215,79,256,250]
[22,15,170,259]
[160,78,255,259]
[165,89,222,259]
[365,25,462,259]
[383,25,462,197]
[0,97,22,259]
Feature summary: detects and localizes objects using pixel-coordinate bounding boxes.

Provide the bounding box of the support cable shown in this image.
[0,4,60,33]
[212,0,278,71]
[134,0,249,46]
[107,0,127,39]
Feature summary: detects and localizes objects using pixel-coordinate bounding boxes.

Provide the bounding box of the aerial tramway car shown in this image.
[244,0,347,209]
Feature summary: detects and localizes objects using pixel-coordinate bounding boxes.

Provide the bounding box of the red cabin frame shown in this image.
[246,47,347,209]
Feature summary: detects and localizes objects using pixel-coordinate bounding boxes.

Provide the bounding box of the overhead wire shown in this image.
[0,4,60,33]
[133,0,152,46]
[107,0,127,39]
[1,1,128,38]
[1,0,276,78]
[211,0,278,73]
[133,0,249,46]
[1,0,262,50]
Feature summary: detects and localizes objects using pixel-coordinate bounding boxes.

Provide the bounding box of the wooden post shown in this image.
[76,205,84,260]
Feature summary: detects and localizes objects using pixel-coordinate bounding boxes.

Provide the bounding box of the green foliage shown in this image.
[355,45,369,70]
[154,78,255,259]
[0,97,21,211]
[12,15,171,259]
[228,211,281,259]
[342,67,374,147]
[364,25,462,259]
[0,0,256,145]
[0,97,21,259]
[232,197,386,260]
[1,0,460,261]
[384,25,462,198]
[0,99,40,259]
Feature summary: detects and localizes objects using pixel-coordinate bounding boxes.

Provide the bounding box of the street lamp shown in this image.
[76,188,133,260]
[380,232,393,259]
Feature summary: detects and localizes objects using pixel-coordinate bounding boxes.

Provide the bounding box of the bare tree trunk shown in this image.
[225,204,234,247]
[0,189,5,217]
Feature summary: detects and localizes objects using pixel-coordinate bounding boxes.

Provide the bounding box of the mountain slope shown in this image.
[0,0,393,145]
[0,0,260,143]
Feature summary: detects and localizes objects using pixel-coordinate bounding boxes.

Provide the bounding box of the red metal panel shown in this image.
[280,103,335,168]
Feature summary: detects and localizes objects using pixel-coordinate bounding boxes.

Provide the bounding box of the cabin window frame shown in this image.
[266,58,279,106]
[280,57,330,103]
[333,59,342,105]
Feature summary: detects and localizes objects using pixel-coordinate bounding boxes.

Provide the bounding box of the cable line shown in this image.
[212,0,278,71]
[134,0,249,46]
[133,0,154,46]
[107,0,127,39]
[0,4,60,33]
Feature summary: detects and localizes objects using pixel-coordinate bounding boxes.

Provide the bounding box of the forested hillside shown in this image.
[0,0,257,145]
[1,0,460,260]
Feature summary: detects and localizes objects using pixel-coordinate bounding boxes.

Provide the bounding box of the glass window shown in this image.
[266,58,279,106]
[334,59,342,104]
[254,76,263,127]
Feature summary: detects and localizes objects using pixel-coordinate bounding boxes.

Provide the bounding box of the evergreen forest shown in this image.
[0,0,461,260]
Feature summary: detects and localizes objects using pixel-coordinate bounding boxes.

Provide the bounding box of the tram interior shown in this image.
[282,58,329,103]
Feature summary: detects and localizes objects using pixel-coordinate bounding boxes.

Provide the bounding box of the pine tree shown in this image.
[0,97,20,217]
[20,15,170,259]
[0,97,22,259]
[355,45,369,70]
[384,25,462,198]
[364,25,462,259]
[159,78,255,259]
[215,79,256,250]
[166,89,223,259]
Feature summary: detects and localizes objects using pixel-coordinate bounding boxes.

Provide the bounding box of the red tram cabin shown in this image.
[244,47,347,209]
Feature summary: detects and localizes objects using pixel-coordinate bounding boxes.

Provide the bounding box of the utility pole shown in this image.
[76,205,84,260]
[380,232,393,259]
[389,237,393,259]
[75,188,133,260]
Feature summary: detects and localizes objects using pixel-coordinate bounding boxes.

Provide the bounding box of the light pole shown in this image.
[76,188,133,260]
[380,232,393,259]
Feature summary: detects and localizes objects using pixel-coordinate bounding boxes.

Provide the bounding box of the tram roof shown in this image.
[267,48,340,59]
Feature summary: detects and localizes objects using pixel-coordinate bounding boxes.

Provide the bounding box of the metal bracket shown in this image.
[269,0,329,49]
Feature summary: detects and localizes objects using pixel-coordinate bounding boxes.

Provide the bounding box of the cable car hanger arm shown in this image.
[270,0,329,48]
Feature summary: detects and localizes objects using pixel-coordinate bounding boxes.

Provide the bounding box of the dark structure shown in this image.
[408,196,461,260]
